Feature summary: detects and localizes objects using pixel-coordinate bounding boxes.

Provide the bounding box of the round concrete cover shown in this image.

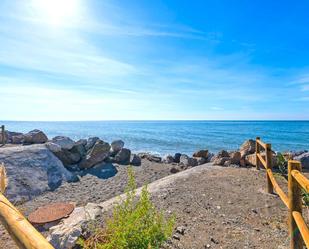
[28,202,75,224]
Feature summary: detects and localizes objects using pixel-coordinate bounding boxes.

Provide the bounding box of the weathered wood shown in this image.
[256,138,267,149]
[257,153,267,168]
[1,125,5,145]
[255,137,260,170]
[291,169,309,193]
[288,160,303,249]
[292,211,309,248]
[267,169,289,208]
[265,143,273,194]
[0,193,54,249]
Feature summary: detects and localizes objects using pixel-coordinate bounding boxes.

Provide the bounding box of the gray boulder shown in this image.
[71,140,87,158]
[179,154,198,167]
[85,137,99,151]
[213,157,230,166]
[229,151,241,164]
[195,157,207,165]
[111,140,125,154]
[163,155,174,164]
[294,152,309,169]
[0,144,74,203]
[174,153,182,163]
[79,140,110,169]
[130,154,141,166]
[3,131,24,143]
[114,148,131,165]
[52,136,75,150]
[240,139,256,158]
[23,129,48,144]
[138,153,162,163]
[11,134,25,144]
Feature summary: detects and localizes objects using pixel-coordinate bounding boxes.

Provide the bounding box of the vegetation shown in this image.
[276,153,288,175]
[79,167,175,249]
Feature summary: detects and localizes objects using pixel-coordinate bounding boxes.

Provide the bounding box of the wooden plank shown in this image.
[257,153,267,168]
[292,211,309,249]
[0,193,54,249]
[267,169,289,208]
[265,143,273,194]
[256,139,267,149]
[291,170,309,193]
[255,137,260,170]
[288,160,303,249]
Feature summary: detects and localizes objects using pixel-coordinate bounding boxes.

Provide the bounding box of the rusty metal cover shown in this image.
[28,202,75,224]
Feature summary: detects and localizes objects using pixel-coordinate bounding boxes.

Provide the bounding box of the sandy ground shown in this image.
[0,162,302,249]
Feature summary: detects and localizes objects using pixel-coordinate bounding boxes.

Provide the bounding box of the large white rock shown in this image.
[48,203,102,249]
[0,144,74,203]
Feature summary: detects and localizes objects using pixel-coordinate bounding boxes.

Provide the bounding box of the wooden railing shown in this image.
[0,165,54,249]
[1,125,5,146]
[256,137,309,249]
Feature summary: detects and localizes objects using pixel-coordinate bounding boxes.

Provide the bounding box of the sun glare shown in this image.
[31,0,80,27]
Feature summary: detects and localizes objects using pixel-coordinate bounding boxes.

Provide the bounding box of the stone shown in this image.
[71,141,87,158]
[55,150,81,167]
[195,157,207,165]
[213,157,230,166]
[217,150,229,158]
[23,129,48,144]
[193,149,208,158]
[11,134,25,144]
[138,153,162,163]
[163,155,174,164]
[174,153,182,163]
[0,144,74,203]
[240,139,256,158]
[176,226,186,235]
[130,154,141,166]
[2,131,23,143]
[85,137,99,151]
[245,152,277,167]
[179,154,198,167]
[114,148,131,165]
[294,152,309,169]
[52,136,75,150]
[229,151,241,164]
[170,167,180,174]
[46,142,62,153]
[79,140,110,169]
[48,203,102,249]
[111,140,125,154]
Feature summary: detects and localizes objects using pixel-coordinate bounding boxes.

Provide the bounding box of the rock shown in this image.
[174,153,182,163]
[11,134,25,144]
[245,152,277,167]
[111,140,125,154]
[163,155,174,164]
[217,150,229,158]
[213,157,230,166]
[223,160,232,167]
[54,150,81,167]
[176,226,186,235]
[46,142,62,153]
[229,151,241,164]
[170,167,180,174]
[240,139,256,158]
[23,129,48,144]
[71,141,87,158]
[195,157,207,165]
[48,203,102,249]
[85,137,99,151]
[294,152,309,169]
[114,148,131,165]
[52,136,75,150]
[130,154,141,166]
[4,131,23,143]
[138,153,162,163]
[79,140,110,169]
[193,149,208,158]
[179,154,198,167]
[0,144,74,203]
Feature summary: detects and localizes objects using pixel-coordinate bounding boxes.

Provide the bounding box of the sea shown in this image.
[1,121,308,155]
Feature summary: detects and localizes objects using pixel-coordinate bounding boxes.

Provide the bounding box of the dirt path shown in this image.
[1,164,295,249]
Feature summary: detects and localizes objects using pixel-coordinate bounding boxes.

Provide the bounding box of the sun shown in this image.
[31,0,80,27]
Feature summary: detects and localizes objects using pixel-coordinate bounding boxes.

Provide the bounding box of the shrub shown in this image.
[277,153,288,175]
[80,167,175,249]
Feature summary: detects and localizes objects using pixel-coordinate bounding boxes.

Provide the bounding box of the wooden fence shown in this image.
[1,125,5,146]
[256,137,309,249]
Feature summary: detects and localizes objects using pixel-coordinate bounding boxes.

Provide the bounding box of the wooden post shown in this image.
[288,160,303,249]
[256,137,260,170]
[265,143,273,194]
[1,125,5,146]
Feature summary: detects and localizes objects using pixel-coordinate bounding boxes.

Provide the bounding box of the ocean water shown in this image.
[1,121,308,155]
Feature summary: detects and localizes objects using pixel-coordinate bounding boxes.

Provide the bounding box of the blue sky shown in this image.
[0,0,308,120]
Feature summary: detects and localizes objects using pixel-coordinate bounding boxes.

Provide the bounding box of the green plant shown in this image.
[80,167,175,249]
[277,153,288,175]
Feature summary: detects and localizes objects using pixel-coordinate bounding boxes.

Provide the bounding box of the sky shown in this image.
[0,0,308,121]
